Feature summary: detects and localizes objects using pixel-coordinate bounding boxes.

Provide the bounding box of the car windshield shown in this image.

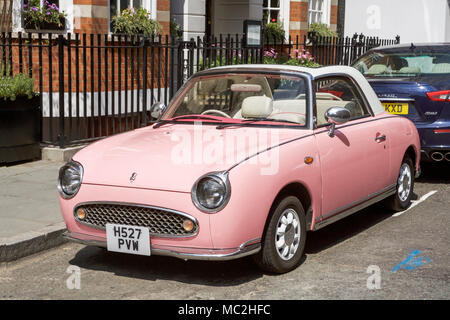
[162,72,308,127]
[352,47,450,78]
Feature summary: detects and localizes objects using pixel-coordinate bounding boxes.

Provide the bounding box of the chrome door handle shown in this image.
[375,135,386,142]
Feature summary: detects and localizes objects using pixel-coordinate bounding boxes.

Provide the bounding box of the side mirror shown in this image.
[150,102,166,120]
[324,107,351,137]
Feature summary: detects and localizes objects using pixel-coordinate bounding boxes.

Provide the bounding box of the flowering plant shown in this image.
[112,7,162,37]
[263,47,319,67]
[22,0,66,30]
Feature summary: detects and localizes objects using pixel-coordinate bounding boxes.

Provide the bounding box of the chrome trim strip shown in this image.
[313,183,396,231]
[63,231,261,261]
[378,98,415,102]
[73,201,199,238]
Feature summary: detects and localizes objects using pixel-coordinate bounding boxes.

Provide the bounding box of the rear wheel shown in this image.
[253,196,306,273]
[386,156,415,211]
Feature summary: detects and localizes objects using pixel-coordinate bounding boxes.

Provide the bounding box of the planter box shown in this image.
[0,96,41,164]
[23,16,66,32]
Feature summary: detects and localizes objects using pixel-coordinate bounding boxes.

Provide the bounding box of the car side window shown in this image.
[315,77,370,126]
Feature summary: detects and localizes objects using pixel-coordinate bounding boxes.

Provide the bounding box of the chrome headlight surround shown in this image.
[57,160,84,199]
[191,171,231,213]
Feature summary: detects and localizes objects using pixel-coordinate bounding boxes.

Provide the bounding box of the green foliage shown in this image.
[0,68,36,102]
[308,23,337,38]
[264,48,320,67]
[170,19,182,37]
[263,22,286,42]
[112,8,162,37]
[198,47,320,71]
[22,0,66,30]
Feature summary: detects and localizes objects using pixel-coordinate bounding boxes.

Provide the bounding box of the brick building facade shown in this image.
[0,0,170,34]
[173,0,343,42]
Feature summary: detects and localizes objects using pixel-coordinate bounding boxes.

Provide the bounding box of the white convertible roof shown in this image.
[207,64,385,115]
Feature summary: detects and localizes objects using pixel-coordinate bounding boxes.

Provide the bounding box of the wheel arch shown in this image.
[264,182,313,234]
[405,144,418,172]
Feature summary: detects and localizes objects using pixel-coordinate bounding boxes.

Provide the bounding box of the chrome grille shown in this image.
[74,203,198,237]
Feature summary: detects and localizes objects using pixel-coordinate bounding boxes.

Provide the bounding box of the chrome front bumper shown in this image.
[63,231,261,261]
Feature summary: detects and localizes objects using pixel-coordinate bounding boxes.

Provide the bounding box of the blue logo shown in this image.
[391,250,431,273]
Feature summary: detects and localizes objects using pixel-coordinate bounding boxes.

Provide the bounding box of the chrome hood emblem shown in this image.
[130,172,137,182]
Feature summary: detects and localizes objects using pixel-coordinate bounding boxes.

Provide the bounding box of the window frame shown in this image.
[263,0,281,25]
[262,0,290,40]
[109,0,156,33]
[164,69,314,130]
[308,0,331,26]
[14,0,71,33]
[313,75,374,128]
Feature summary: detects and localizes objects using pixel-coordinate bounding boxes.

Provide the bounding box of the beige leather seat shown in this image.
[366,64,388,75]
[234,96,306,124]
[240,96,273,118]
[399,66,421,73]
[431,63,450,73]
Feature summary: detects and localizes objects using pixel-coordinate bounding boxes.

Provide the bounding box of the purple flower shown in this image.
[46,11,51,15]
[31,7,38,11]
[23,4,27,8]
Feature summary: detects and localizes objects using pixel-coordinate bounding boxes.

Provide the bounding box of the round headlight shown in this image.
[192,172,230,213]
[58,161,83,199]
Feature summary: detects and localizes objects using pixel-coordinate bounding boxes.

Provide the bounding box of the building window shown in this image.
[263,0,281,25]
[109,0,156,32]
[110,0,142,18]
[110,0,156,18]
[308,0,324,24]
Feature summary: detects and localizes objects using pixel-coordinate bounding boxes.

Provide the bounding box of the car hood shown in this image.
[73,123,307,192]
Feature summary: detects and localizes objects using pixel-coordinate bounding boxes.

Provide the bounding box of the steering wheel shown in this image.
[201,109,231,118]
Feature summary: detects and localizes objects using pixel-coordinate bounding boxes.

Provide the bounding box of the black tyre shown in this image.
[253,196,307,273]
[386,156,415,211]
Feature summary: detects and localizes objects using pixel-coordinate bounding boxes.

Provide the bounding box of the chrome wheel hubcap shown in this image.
[398,163,412,202]
[275,208,301,261]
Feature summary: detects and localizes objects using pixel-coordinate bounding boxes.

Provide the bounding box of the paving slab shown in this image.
[0,160,67,262]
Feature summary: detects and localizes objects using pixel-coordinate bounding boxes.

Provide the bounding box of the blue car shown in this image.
[352,43,450,163]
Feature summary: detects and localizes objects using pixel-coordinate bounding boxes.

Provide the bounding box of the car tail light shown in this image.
[434,129,450,134]
[426,90,450,102]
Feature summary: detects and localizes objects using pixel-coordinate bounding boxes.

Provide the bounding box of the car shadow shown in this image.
[69,246,266,286]
[416,162,450,184]
[68,203,400,285]
[305,202,395,254]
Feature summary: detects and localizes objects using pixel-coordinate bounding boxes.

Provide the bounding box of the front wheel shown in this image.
[386,156,415,211]
[253,196,307,273]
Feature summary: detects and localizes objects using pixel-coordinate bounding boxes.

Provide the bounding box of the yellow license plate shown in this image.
[383,102,409,115]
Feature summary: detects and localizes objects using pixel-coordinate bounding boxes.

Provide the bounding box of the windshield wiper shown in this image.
[216,118,300,130]
[153,115,225,129]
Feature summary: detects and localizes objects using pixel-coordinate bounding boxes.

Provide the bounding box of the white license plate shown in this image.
[106,223,151,256]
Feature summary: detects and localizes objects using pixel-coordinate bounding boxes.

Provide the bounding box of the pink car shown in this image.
[58,65,420,273]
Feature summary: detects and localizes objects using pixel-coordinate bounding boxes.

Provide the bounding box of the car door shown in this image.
[313,76,390,222]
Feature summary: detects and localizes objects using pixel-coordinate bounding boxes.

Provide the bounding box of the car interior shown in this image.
[175,75,367,127]
[358,52,450,75]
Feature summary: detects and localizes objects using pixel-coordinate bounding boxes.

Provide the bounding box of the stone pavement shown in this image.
[0,160,67,262]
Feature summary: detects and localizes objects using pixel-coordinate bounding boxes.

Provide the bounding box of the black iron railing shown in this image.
[0,31,399,148]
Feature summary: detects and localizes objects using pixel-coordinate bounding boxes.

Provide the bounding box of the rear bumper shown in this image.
[416,123,450,148]
[415,122,450,162]
[63,231,261,261]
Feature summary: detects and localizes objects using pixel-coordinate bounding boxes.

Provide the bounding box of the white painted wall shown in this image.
[212,0,263,36]
[344,0,450,43]
[171,0,206,40]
